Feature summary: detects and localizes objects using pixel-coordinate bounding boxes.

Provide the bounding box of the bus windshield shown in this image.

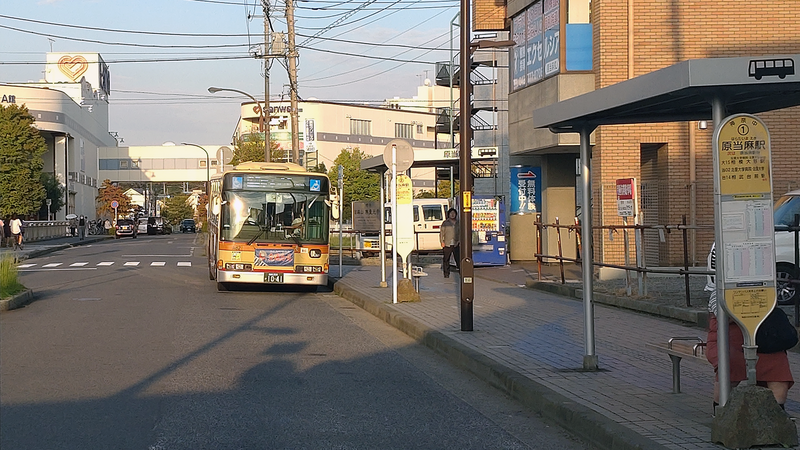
[221,190,329,244]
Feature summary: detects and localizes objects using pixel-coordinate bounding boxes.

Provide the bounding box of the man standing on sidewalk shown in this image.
[78,215,86,240]
[439,208,460,278]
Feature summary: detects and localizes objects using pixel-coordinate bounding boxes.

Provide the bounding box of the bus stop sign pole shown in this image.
[338,165,344,277]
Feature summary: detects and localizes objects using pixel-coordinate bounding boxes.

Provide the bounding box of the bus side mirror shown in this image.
[328,196,340,220]
[212,202,221,216]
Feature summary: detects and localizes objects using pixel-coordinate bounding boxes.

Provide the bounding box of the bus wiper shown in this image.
[247,224,267,246]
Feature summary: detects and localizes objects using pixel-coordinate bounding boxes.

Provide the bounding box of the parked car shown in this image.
[147,216,172,235]
[115,218,138,239]
[137,217,149,234]
[180,219,196,233]
[775,189,800,305]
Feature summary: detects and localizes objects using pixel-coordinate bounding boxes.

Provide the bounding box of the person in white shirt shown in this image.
[9,214,23,250]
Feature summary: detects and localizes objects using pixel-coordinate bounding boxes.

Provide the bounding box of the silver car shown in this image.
[774,190,800,304]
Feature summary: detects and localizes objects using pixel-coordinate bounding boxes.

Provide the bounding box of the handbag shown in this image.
[756,309,799,353]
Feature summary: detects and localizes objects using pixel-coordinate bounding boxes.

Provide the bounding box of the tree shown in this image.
[231,133,283,165]
[0,104,47,217]
[161,194,194,224]
[39,172,65,219]
[308,162,327,174]
[435,180,460,199]
[327,147,380,221]
[96,179,131,219]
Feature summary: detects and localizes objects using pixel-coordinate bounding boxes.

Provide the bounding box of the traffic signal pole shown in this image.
[458,0,473,331]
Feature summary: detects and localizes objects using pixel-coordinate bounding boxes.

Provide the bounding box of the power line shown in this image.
[0,24,249,49]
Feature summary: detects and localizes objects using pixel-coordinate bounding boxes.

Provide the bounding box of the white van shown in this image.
[354,198,450,256]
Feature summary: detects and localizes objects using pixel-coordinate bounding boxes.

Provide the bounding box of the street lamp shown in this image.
[181,142,210,197]
[208,86,270,162]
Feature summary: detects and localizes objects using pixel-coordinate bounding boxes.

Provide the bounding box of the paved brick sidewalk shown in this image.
[333,265,800,450]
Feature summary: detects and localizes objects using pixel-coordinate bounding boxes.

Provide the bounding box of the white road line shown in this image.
[18,268,97,272]
[122,254,192,257]
[42,263,62,268]
[177,262,192,267]
[17,264,36,268]
[97,262,114,266]
[123,262,140,266]
[150,262,166,266]
[70,262,89,267]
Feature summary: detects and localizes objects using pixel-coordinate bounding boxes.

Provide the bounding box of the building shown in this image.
[98,144,232,214]
[1,52,117,220]
[506,0,800,266]
[231,98,445,191]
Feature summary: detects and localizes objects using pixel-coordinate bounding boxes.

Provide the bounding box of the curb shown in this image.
[0,289,34,312]
[524,279,710,329]
[332,278,669,450]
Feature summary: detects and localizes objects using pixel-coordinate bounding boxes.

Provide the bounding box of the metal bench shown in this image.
[646,337,708,393]
[411,266,428,292]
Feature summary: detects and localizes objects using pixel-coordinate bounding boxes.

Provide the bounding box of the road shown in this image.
[1,233,596,450]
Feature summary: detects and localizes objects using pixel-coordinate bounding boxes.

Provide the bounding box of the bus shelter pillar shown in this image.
[578,126,599,370]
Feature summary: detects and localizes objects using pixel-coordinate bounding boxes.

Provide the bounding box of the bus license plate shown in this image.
[265,273,284,283]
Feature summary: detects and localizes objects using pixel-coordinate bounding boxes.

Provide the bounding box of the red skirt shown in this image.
[707,315,794,385]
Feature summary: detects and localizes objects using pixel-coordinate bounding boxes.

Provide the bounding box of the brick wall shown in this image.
[592,0,800,266]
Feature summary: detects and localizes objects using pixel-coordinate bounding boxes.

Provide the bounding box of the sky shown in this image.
[0,0,459,146]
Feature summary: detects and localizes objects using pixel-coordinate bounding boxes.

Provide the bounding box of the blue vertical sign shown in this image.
[511,14,527,90]
[543,0,560,78]
[510,166,542,214]
[526,2,543,84]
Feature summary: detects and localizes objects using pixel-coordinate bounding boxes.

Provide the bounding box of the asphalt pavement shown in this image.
[6,237,800,449]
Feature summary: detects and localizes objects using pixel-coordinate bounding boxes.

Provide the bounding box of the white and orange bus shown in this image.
[207,162,335,291]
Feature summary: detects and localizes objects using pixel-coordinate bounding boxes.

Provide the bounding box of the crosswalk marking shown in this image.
[17,261,195,270]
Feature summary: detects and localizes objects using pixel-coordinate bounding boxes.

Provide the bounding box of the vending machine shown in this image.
[471,196,506,266]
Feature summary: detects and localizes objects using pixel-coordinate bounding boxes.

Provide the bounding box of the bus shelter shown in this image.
[530,53,800,405]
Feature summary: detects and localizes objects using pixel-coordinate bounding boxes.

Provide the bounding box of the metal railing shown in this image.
[18,221,71,242]
[535,216,716,307]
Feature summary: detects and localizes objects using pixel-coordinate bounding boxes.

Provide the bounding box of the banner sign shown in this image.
[543,0,561,78]
[526,3,544,85]
[510,166,542,214]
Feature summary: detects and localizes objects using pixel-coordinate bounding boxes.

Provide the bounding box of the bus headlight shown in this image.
[309,249,322,258]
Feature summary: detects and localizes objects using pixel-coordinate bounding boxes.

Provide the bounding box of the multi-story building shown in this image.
[2,52,118,220]
[506,0,800,266]
[231,98,444,191]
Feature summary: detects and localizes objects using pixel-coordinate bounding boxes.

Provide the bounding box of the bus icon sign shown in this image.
[749,58,794,80]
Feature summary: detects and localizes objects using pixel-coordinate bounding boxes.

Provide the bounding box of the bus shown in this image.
[208,162,335,291]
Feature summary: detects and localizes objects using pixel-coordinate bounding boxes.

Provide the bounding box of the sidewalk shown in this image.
[0,234,111,262]
[332,264,800,450]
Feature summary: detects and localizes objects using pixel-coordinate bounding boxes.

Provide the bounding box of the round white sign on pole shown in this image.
[383,139,414,173]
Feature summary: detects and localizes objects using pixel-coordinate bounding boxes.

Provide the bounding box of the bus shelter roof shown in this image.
[360,147,498,173]
[532,53,800,132]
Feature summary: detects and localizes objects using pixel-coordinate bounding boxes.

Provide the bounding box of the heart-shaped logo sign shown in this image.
[58,55,89,82]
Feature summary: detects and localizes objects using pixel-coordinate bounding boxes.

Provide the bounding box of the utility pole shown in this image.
[286,0,301,166]
[458,0,474,331]
[262,0,271,162]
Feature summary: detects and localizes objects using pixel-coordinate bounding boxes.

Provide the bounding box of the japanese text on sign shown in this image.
[718,116,771,195]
